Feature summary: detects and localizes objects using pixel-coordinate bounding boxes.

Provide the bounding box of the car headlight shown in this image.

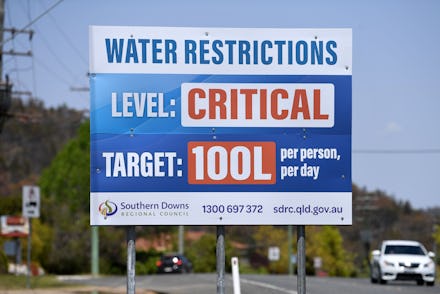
[382,260,394,267]
[424,260,434,268]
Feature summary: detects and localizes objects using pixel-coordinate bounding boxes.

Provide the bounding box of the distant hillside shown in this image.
[0,98,86,196]
[342,185,439,270]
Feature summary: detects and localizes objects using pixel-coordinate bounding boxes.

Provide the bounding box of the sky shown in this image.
[3,0,440,209]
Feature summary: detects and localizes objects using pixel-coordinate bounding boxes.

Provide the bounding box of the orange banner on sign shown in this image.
[188,141,276,185]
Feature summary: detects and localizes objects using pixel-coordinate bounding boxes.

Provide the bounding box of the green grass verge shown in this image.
[0,274,73,290]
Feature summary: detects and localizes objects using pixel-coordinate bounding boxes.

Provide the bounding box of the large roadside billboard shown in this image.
[89,26,352,225]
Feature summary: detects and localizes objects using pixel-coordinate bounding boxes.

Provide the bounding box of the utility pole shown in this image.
[0,0,33,132]
[178,225,184,254]
[0,0,4,76]
[70,85,99,276]
[0,0,12,133]
[0,0,34,75]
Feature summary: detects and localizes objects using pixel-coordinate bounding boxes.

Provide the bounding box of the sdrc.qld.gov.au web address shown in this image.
[273,204,343,216]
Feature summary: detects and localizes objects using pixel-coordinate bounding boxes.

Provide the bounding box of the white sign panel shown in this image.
[89,26,352,226]
[268,246,280,261]
[22,185,40,218]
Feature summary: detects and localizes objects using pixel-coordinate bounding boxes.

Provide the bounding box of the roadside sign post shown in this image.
[126,226,136,294]
[297,225,306,294]
[15,237,21,275]
[22,185,40,289]
[216,225,225,294]
[26,220,32,287]
[178,225,184,254]
[89,26,352,293]
[91,226,99,276]
[231,256,241,294]
[288,225,293,275]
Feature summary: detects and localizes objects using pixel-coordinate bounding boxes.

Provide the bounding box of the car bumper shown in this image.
[381,267,435,282]
[158,266,181,273]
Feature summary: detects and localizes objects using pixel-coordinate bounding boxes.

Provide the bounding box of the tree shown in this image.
[253,226,290,273]
[185,232,235,273]
[39,120,90,218]
[38,120,91,273]
[434,225,440,265]
[0,98,85,197]
[307,226,355,277]
[36,121,137,274]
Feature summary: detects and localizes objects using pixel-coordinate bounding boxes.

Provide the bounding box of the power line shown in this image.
[38,2,87,66]
[353,149,440,154]
[33,25,80,82]
[0,0,64,47]
[31,54,72,86]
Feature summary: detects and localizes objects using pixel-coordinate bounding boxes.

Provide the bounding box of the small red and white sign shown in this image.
[0,216,29,237]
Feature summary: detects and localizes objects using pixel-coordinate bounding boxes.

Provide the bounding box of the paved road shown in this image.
[56,273,438,294]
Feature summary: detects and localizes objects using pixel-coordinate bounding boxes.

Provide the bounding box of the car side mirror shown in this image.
[428,251,435,258]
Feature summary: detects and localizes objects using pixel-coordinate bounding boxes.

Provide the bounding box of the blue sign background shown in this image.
[90,74,351,193]
[90,74,351,134]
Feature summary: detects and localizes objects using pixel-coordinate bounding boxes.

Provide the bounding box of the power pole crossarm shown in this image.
[2,50,32,57]
[70,86,90,92]
[2,28,34,40]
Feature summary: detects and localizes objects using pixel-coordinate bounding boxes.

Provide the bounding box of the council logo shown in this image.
[98,200,118,219]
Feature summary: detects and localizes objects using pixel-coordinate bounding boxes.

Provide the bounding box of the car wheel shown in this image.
[416,280,424,286]
[370,270,378,284]
[370,265,378,284]
[377,267,386,284]
[426,281,435,287]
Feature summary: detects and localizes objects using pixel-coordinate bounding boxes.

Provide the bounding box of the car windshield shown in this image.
[384,245,425,255]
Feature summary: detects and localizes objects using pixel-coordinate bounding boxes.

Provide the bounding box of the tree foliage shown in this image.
[253,226,289,273]
[307,226,355,276]
[434,225,440,265]
[251,226,355,276]
[0,98,85,197]
[185,233,235,273]
[36,120,131,274]
[38,121,91,273]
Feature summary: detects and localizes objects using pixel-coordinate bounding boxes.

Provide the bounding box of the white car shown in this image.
[370,240,436,286]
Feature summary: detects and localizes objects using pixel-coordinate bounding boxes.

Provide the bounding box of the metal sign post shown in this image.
[216,225,225,294]
[288,225,293,275]
[126,226,136,294]
[15,237,21,276]
[91,226,99,276]
[297,225,306,294]
[26,220,32,288]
